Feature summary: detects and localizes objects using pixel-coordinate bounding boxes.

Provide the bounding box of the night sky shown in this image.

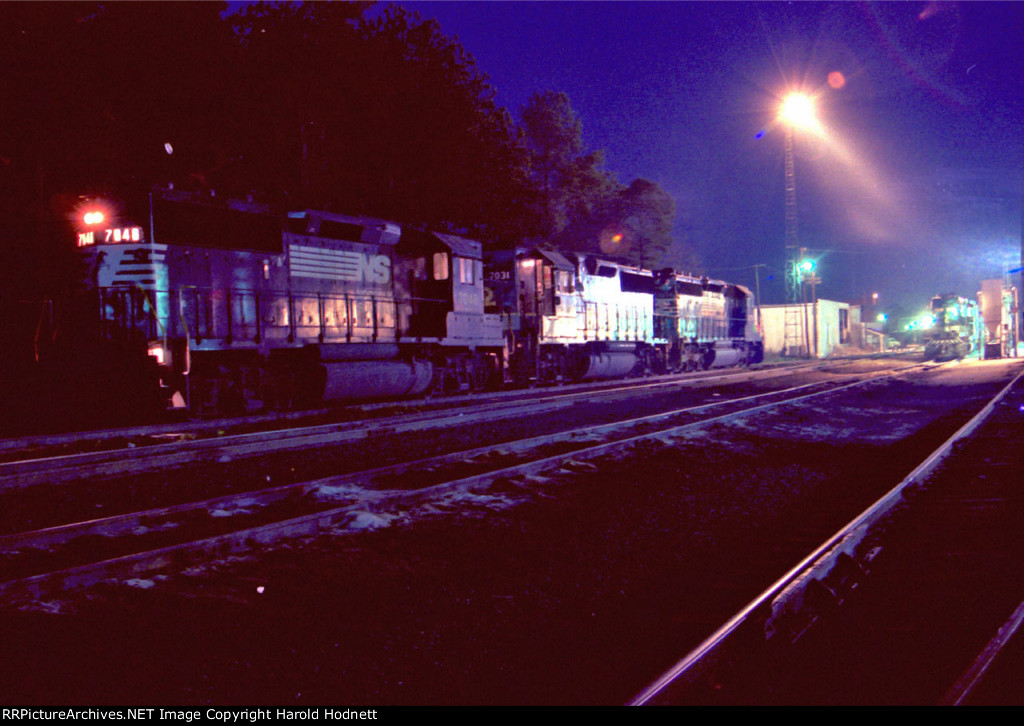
[398,1,1023,314]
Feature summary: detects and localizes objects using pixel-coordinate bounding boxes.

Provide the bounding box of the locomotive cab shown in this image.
[396,229,500,344]
[396,229,451,340]
[484,248,582,383]
[519,249,577,340]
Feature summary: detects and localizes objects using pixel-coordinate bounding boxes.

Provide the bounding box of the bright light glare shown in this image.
[799,259,815,272]
[779,94,817,129]
[83,211,104,225]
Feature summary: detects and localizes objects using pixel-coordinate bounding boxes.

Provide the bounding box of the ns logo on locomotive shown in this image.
[68,187,762,416]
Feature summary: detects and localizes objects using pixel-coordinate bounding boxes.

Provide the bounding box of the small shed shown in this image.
[760,299,853,358]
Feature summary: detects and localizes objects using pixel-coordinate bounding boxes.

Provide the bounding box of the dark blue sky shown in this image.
[399,1,1023,313]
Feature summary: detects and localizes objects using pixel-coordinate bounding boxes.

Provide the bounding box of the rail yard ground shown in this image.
[0,356,1021,705]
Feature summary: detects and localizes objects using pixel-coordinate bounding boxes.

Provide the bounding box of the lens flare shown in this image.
[827,71,846,89]
[599,225,633,255]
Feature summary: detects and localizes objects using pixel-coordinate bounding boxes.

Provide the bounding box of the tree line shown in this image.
[0,1,686,298]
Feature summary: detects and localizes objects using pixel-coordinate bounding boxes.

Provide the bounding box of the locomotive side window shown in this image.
[542,264,557,316]
[285,217,313,234]
[620,271,653,294]
[412,257,428,280]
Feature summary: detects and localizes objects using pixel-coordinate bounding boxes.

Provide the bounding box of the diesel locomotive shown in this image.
[923,293,979,361]
[65,188,762,414]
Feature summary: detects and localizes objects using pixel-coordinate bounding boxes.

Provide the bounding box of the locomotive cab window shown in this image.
[433,252,449,281]
[457,257,475,285]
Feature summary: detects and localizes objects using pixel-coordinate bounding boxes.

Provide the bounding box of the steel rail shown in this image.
[0,360,866,490]
[0,361,826,455]
[0,368,911,605]
[629,365,1024,706]
[0,375,873,555]
[940,599,1024,705]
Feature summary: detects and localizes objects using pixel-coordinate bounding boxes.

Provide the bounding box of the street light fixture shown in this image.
[778,93,816,129]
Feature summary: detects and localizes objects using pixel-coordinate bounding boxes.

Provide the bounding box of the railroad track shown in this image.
[0,356,883,470]
[630,362,1024,706]
[1,356,1016,705]
[0,362,931,607]
[0,357,896,491]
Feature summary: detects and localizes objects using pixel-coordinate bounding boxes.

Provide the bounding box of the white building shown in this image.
[759,300,860,358]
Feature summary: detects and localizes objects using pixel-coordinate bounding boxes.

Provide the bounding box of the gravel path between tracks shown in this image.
[1,360,1017,705]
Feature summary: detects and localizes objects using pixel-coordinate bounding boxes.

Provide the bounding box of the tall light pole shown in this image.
[778,92,818,357]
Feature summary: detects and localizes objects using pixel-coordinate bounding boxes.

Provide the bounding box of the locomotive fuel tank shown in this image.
[575,341,641,379]
[705,341,742,368]
[322,360,433,400]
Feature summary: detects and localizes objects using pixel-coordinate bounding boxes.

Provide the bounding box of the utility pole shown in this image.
[752,263,766,334]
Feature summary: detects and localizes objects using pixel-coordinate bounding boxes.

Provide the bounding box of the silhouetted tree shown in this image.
[519,91,620,242]
[0,1,683,283]
[614,178,676,268]
[517,91,690,269]
[226,3,532,239]
[0,2,234,295]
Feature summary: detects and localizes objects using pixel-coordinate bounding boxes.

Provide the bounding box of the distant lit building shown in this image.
[759,300,857,358]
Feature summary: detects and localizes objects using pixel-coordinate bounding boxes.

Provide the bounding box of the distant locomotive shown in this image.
[64,188,763,415]
[923,293,979,361]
